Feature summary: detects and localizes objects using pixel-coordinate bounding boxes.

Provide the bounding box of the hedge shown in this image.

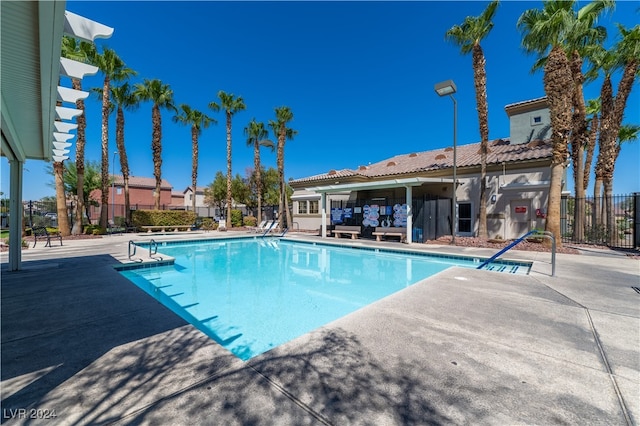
[132,210,197,227]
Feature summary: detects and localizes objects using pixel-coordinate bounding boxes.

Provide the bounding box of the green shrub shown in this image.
[84,225,102,235]
[131,210,197,228]
[230,209,243,227]
[200,217,218,231]
[243,215,257,227]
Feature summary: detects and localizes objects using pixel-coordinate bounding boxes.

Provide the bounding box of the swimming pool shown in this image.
[120,238,529,360]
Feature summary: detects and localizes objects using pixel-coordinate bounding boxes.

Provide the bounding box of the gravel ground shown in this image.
[425,236,581,254]
[426,235,640,259]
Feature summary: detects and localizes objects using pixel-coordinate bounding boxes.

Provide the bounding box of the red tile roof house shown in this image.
[289,97,559,243]
[90,175,174,222]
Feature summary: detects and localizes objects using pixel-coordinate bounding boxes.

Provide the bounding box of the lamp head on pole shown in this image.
[434,80,457,97]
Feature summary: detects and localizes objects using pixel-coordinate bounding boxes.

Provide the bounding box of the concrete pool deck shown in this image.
[1,231,638,425]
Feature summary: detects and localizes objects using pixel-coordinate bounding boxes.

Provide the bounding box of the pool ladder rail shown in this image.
[477,230,555,276]
[128,239,163,262]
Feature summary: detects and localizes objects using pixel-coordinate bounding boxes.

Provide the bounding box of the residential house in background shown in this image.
[183,186,222,219]
[90,175,174,221]
[171,190,184,209]
[289,97,557,243]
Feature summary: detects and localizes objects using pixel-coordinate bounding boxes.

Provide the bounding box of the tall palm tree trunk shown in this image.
[53,162,71,236]
[99,76,111,229]
[152,105,162,210]
[226,113,232,228]
[583,113,598,192]
[570,51,588,243]
[191,126,199,213]
[254,141,262,224]
[115,105,131,222]
[472,44,489,239]
[72,78,86,235]
[595,76,614,230]
[277,130,285,228]
[543,46,574,248]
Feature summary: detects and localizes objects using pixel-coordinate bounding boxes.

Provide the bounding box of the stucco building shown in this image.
[289,97,557,242]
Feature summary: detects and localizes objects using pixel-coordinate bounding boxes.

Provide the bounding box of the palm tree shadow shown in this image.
[0,254,236,424]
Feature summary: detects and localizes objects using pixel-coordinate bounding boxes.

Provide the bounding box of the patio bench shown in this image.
[372,227,407,243]
[332,225,361,240]
[32,226,63,248]
[141,225,193,233]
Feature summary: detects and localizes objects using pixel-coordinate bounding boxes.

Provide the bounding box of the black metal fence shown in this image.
[561,193,638,249]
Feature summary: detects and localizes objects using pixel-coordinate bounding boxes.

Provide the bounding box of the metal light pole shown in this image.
[111,151,118,228]
[434,79,458,244]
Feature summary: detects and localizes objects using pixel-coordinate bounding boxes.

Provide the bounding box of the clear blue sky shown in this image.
[2,1,639,201]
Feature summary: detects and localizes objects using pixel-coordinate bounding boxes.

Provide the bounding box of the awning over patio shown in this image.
[305,177,455,243]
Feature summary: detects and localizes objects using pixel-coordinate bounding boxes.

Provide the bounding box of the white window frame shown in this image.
[298,200,308,214]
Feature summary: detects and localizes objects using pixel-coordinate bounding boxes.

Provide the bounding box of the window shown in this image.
[458,202,472,234]
[531,115,543,125]
[298,201,308,214]
[297,199,319,214]
[116,187,123,195]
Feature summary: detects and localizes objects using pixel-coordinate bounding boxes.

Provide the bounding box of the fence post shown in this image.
[634,192,639,249]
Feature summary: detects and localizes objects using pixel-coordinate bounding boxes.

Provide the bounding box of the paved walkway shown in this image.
[1,231,638,425]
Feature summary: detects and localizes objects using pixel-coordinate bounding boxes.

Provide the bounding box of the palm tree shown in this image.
[91,47,135,229]
[173,104,217,213]
[518,0,610,247]
[445,0,499,239]
[583,98,600,194]
[59,160,103,224]
[209,91,246,228]
[244,119,274,224]
[590,25,639,239]
[51,161,70,235]
[134,79,176,210]
[600,25,640,241]
[269,107,297,229]
[111,82,139,223]
[60,37,96,235]
[566,1,612,243]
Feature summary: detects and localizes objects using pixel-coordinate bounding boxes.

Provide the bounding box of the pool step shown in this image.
[481,263,524,274]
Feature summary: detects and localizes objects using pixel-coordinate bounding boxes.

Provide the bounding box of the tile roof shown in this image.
[504,97,548,115]
[183,186,207,194]
[111,175,173,189]
[291,138,552,185]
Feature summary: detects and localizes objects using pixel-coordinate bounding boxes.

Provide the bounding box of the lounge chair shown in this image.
[249,219,268,233]
[264,221,280,234]
[254,219,275,233]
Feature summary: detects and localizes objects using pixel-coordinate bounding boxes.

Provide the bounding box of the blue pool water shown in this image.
[120,238,528,360]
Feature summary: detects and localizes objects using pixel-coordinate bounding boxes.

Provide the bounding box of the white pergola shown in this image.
[305,177,455,244]
[1,1,113,271]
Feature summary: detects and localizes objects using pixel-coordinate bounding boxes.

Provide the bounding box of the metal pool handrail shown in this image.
[128,240,138,260]
[148,239,162,261]
[477,230,556,276]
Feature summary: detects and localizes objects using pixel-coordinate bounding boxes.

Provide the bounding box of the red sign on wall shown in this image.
[515,206,527,213]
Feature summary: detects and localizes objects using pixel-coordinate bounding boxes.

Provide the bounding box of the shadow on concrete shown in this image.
[1,251,634,425]
[1,255,217,423]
